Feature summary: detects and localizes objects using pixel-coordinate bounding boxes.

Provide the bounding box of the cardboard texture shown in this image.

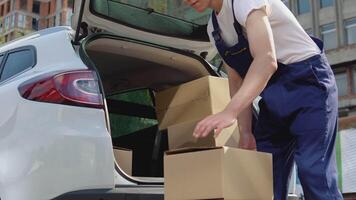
[167,119,239,150]
[164,147,273,200]
[156,76,231,130]
[113,148,132,175]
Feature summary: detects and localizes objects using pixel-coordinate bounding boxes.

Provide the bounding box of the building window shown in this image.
[32,18,39,30]
[297,0,310,15]
[335,71,348,96]
[20,0,27,10]
[17,14,25,28]
[352,67,356,94]
[11,14,15,28]
[4,16,9,31]
[321,23,337,50]
[53,16,57,26]
[60,12,63,26]
[320,0,334,8]
[48,1,51,14]
[6,1,10,13]
[345,18,356,45]
[0,4,4,16]
[66,9,73,26]
[68,0,74,9]
[32,1,40,14]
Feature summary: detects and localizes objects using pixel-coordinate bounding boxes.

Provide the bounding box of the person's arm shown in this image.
[193,9,277,138]
[225,64,256,150]
[225,8,277,119]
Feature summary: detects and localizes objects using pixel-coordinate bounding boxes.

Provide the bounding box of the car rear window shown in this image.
[90,0,210,41]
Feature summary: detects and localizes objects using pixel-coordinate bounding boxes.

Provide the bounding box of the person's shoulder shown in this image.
[232,0,271,26]
[232,0,270,10]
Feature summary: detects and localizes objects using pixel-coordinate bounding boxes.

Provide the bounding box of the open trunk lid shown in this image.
[72,0,216,59]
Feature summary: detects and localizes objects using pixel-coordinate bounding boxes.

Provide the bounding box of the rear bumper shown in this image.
[53,186,164,200]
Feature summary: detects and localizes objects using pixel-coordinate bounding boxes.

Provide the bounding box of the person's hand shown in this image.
[238,132,256,150]
[193,109,237,138]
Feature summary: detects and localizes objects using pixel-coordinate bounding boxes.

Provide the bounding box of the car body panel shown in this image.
[0,100,114,200]
[0,27,115,200]
[72,0,217,60]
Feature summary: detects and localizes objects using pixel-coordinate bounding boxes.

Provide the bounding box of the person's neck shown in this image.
[210,0,223,14]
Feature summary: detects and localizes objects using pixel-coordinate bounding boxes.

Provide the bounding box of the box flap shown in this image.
[166,119,239,150]
[155,77,211,110]
[165,146,222,155]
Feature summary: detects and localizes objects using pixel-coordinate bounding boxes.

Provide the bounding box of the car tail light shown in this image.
[19,70,103,109]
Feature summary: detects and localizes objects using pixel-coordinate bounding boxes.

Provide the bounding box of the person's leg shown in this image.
[293,120,342,200]
[288,55,343,200]
[254,99,296,200]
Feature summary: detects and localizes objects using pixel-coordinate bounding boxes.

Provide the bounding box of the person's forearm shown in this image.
[237,105,253,134]
[227,70,253,135]
[225,54,277,118]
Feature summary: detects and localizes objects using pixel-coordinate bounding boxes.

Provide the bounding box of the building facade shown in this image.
[0,0,73,43]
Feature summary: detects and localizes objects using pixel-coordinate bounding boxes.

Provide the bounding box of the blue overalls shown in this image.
[211,1,343,199]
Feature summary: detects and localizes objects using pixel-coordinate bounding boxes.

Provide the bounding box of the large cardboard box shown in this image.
[113,148,132,175]
[167,119,239,150]
[156,76,231,130]
[164,147,273,200]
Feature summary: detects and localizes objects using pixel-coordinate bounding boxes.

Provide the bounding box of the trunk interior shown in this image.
[80,34,216,182]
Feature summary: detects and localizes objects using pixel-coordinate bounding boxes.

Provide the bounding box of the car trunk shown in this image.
[79,33,217,184]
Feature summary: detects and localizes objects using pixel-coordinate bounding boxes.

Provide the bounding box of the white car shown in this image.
[0,0,221,199]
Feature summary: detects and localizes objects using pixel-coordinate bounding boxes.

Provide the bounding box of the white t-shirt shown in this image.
[207,0,320,64]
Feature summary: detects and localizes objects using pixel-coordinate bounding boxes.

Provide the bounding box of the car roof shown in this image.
[0,26,74,53]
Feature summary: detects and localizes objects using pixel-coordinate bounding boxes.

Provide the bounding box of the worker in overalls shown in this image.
[188,0,343,199]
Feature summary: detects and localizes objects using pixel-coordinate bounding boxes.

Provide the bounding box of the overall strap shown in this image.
[231,0,245,38]
[211,11,222,42]
[211,0,247,43]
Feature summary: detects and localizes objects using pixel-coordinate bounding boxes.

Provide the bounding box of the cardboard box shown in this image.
[156,76,231,130]
[164,147,273,200]
[167,119,239,150]
[113,148,132,175]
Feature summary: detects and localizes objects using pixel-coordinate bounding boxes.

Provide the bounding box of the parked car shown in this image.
[0,0,224,199]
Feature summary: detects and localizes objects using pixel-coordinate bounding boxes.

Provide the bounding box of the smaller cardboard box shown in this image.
[113,148,132,176]
[167,119,239,150]
[155,76,231,130]
[164,147,273,200]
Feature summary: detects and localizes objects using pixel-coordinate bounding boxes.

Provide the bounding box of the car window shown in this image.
[107,89,158,138]
[90,0,210,41]
[0,49,35,82]
[0,55,4,65]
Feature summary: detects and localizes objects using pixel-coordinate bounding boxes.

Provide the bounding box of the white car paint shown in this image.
[0,27,119,200]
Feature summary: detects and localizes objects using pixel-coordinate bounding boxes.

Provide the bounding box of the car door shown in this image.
[71,0,216,60]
